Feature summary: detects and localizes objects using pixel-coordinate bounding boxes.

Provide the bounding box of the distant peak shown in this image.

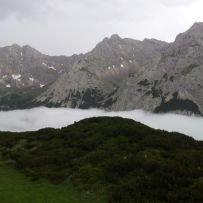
[191,22,203,28]
[22,45,42,55]
[22,45,33,49]
[10,44,21,49]
[23,44,38,51]
[186,22,203,33]
[96,34,122,49]
[174,22,203,43]
[110,34,121,39]
[110,34,122,41]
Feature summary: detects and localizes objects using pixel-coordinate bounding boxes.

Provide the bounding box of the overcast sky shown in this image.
[0,0,203,55]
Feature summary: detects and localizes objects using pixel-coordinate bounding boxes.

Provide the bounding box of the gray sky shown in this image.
[0,0,203,55]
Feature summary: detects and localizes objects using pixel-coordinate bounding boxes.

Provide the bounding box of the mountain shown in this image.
[1,22,203,115]
[0,117,203,203]
[0,44,82,110]
[0,44,81,88]
[33,22,203,115]
[112,22,203,115]
[34,34,168,108]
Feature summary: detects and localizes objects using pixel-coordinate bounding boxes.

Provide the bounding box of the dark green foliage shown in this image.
[138,79,151,86]
[37,87,118,109]
[0,86,47,110]
[79,88,106,109]
[151,86,162,98]
[154,97,202,115]
[162,73,168,80]
[0,117,203,202]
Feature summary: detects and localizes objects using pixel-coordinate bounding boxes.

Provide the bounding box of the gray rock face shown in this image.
[3,22,203,115]
[35,34,168,109]
[112,22,203,115]
[0,44,81,89]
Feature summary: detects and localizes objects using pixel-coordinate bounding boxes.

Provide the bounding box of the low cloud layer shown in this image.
[0,107,203,140]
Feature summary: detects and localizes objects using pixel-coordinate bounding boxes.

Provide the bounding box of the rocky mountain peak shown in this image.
[0,43,81,89]
[1,44,22,56]
[110,34,122,41]
[22,45,42,56]
[190,22,203,30]
[96,34,123,49]
[10,44,21,50]
[3,23,203,116]
[175,22,203,46]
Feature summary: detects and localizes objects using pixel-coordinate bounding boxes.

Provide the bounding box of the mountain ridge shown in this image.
[0,43,82,89]
[1,22,203,115]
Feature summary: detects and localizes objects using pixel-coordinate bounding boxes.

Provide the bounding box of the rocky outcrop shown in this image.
[34,34,168,109]
[112,22,203,115]
[0,44,82,89]
[2,23,203,115]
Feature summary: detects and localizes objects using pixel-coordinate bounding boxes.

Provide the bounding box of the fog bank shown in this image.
[0,107,203,140]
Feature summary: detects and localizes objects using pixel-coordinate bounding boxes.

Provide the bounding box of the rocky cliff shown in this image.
[2,23,203,115]
[112,22,203,115]
[0,44,81,88]
[34,34,168,109]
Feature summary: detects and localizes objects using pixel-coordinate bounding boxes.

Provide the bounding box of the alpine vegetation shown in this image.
[0,107,203,140]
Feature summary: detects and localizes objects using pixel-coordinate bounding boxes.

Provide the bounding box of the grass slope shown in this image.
[0,160,103,203]
[0,86,47,110]
[0,117,202,202]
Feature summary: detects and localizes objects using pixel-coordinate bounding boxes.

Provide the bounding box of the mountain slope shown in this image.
[112,22,203,115]
[34,35,168,109]
[0,117,203,203]
[0,44,82,89]
[2,23,203,115]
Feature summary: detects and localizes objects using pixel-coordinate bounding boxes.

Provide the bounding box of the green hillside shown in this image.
[0,117,203,202]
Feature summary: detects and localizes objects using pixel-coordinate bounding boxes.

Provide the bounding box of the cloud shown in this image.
[0,107,203,141]
[0,0,197,21]
[0,0,202,55]
[0,0,45,20]
[159,0,198,7]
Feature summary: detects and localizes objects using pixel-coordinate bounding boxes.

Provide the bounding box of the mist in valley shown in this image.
[0,107,203,140]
